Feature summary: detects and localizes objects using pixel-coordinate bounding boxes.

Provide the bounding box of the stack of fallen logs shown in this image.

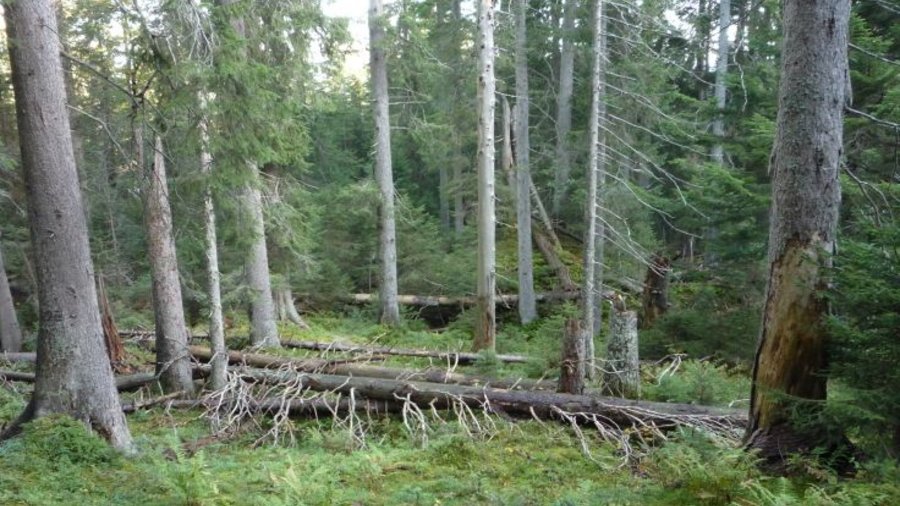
[1,339,747,440]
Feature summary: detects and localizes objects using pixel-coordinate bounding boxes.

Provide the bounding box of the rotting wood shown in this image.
[280,340,530,364]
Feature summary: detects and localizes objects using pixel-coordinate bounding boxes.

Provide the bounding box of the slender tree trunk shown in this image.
[502,98,516,190]
[745,0,850,462]
[640,254,671,329]
[582,0,605,379]
[711,0,730,164]
[369,0,401,326]
[514,0,537,325]
[0,235,23,353]
[95,275,124,370]
[452,0,465,236]
[145,136,194,395]
[473,0,496,352]
[1,0,132,450]
[199,96,227,390]
[552,0,577,218]
[592,6,609,339]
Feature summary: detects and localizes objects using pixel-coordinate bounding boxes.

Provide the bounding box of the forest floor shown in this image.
[1,314,898,505]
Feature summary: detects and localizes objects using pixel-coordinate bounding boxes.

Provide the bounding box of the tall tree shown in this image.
[215,0,279,348]
[473,0,496,352]
[711,0,730,164]
[199,95,227,390]
[745,0,851,460]
[145,135,195,394]
[552,0,577,218]
[0,232,23,353]
[582,0,606,379]
[369,0,401,326]
[1,0,133,451]
[514,0,537,325]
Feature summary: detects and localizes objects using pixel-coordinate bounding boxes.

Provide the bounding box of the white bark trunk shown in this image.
[583,0,606,380]
[0,237,23,353]
[369,0,401,326]
[199,96,227,391]
[552,0,577,217]
[514,0,537,325]
[243,171,280,348]
[711,0,730,165]
[473,0,496,352]
[592,6,609,340]
[146,136,195,395]
[2,0,133,450]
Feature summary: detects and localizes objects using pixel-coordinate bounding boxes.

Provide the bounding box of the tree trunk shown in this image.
[0,236,23,353]
[274,288,309,328]
[369,0,401,326]
[473,0,497,352]
[552,0,577,217]
[745,0,850,462]
[502,98,516,190]
[514,0,537,325]
[534,224,577,293]
[242,170,280,348]
[710,0,730,164]
[199,97,227,391]
[641,254,671,329]
[452,0,465,236]
[1,0,133,451]
[602,303,639,398]
[145,136,194,395]
[96,275,125,371]
[558,318,585,394]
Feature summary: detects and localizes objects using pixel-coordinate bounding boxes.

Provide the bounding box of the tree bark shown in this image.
[602,304,639,398]
[745,0,850,462]
[514,0,537,325]
[145,136,194,395]
[558,319,585,394]
[552,0,577,217]
[369,0,401,326]
[274,288,309,328]
[533,224,577,292]
[473,0,497,352]
[1,0,133,451]
[711,0,730,164]
[199,95,227,391]
[0,235,23,353]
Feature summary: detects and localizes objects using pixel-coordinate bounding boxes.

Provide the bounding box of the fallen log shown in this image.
[0,369,169,393]
[188,345,554,391]
[228,367,747,430]
[281,339,530,364]
[532,225,578,292]
[0,370,34,382]
[338,292,581,307]
[0,352,35,363]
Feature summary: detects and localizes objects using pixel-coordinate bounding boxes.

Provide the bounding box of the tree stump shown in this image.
[558,318,585,394]
[602,304,640,398]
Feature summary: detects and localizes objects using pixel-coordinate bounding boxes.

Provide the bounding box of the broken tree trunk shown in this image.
[281,340,530,364]
[229,367,746,430]
[602,302,640,399]
[533,225,578,292]
[188,345,552,391]
[558,318,585,395]
[96,275,125,371]
[641,253,672,329]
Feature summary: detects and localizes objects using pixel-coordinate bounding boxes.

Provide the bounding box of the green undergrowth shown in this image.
[0,406,897,506]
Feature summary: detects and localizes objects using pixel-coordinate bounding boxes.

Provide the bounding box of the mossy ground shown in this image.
[2,316,898,505]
